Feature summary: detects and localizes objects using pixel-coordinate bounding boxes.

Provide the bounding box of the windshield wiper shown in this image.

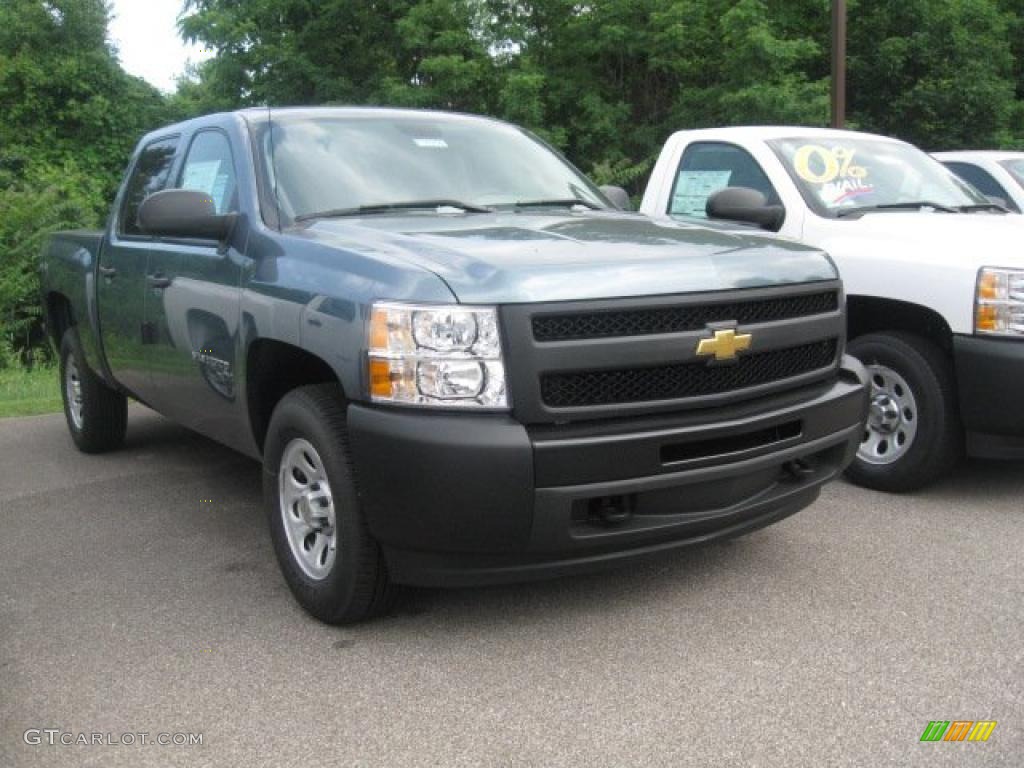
[835,201,958,218]
[510,198,602,210]
[294,199,493,222]
[956,203,1009,213]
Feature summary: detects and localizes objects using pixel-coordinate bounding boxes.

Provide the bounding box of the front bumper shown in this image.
[954,335,1024,459]
[347,356,869,587]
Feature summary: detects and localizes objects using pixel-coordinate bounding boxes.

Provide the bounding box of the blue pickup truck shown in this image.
[40,107,868,623]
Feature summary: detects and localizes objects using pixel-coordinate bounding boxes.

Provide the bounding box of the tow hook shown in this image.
[783,458,815,482]
[590,494,636,525]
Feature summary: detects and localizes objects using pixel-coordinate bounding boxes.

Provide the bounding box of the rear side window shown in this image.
[942,161,1018,211]
[119,137,179,236]
[669,142,780,218]
[176,131,238,214]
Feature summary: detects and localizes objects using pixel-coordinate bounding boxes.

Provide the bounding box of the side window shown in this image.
[177,131,238,215]
[119,138,179,236]
[669,142,781,218]
[942,161,1018,211]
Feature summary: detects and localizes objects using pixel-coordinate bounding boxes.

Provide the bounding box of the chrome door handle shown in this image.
[98,266,117,278]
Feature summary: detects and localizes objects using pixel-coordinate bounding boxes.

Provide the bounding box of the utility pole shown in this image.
[831,0,847,128]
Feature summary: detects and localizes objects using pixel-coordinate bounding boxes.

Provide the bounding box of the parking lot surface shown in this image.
[1,408,1021,767]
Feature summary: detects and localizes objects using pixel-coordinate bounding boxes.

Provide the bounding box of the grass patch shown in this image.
[0,365,62,418]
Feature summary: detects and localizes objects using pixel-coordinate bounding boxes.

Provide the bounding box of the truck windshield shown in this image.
[768,137,987,217]
[1000,158,1024,190]
[257,113,608,222]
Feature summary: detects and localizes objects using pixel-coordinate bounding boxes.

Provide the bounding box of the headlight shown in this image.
[367,302,508,408]
[975,268,1024,336]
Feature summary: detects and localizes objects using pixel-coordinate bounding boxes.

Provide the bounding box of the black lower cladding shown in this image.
[954,334,1024,459]
[346,355,869,587]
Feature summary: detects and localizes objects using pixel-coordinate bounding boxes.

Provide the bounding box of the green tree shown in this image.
[0,160,105,367]
[0,0,170,198]
[847,0,1019,149]
[178,0,497,112]
[175,0,1024,184]
[484,0,828,187]
[0,0,169,363]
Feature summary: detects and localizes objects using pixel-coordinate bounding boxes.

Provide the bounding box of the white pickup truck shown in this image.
[933,151,1024,213]
[642,126,1024,491]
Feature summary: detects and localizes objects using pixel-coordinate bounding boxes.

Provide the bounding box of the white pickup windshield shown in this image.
[258,113,607,221]
[1000,159,1024,190]
[769,137,987,216]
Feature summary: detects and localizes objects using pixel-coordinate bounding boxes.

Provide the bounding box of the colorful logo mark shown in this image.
[920,721,997,742]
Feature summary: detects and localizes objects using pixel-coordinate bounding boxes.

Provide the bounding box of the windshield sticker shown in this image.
[816,179,875,206]
[792,144,874,207]
[793,144,867,184]
[413,138,448,149]
[671,170,733,216]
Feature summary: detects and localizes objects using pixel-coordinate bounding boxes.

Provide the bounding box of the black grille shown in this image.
[541,340,837,408]
[532,291,839,342]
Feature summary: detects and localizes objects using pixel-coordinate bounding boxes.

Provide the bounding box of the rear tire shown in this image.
[263,384,394,624]
[845,332,961,492]
[59,329,127,453]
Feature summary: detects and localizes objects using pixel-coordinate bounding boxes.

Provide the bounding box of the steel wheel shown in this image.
[858,364,919,465]
[278,438,338,580]
[65,357,84,430]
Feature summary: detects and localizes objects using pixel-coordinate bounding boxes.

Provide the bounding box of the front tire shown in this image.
[59,329,127,453]
[263,384,394,624]
[845,332,961,492]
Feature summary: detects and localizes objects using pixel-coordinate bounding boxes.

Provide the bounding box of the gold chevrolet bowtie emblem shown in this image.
[696,328,753,361]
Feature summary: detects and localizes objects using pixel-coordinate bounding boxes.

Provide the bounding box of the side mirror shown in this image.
[599,185,632,211]
[706,187,785,231]
[138,189,237,241]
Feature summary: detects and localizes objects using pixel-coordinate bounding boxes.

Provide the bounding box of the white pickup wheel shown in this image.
[845,332,961,492]
[263,384,394,624]
[859,364,919,465]
[59,329,127,453]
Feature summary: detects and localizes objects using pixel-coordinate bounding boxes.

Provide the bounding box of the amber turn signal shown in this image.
[975,304,999,332]
[369,358,394,398]
[977,270,1002,301]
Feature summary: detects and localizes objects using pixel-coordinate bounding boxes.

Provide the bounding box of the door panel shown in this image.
[146,130,246,448]
[668,141,783,220]
[97,137,178,399]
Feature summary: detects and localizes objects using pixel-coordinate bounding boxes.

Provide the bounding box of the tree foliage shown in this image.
[5,0,1024,364]
[176,0,1024,181]
[0,0,169,366]
[848,0,1018,149]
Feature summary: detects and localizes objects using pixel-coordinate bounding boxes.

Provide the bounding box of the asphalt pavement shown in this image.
[1,407,1021,767]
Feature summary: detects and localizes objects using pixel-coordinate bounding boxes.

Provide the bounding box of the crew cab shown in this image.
[41,109,867,623]
[934,151,1024,213]
[642,127,1024,491]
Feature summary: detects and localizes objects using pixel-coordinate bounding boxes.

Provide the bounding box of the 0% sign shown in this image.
[793,145,868,184]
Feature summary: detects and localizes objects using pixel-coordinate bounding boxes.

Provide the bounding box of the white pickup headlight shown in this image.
[367,302,508,408]
[975,268,1024,336]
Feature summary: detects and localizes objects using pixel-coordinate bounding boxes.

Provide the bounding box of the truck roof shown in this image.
[141,105,510,144]
[932,150,1024,162]
[666,125,906,145]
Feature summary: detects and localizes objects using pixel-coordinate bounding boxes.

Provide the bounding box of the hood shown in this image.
[295,210,836,304]
[812,210,1024,335]
[820,211,1024,270]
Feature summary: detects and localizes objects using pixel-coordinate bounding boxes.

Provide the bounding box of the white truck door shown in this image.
[644,133,807,240]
